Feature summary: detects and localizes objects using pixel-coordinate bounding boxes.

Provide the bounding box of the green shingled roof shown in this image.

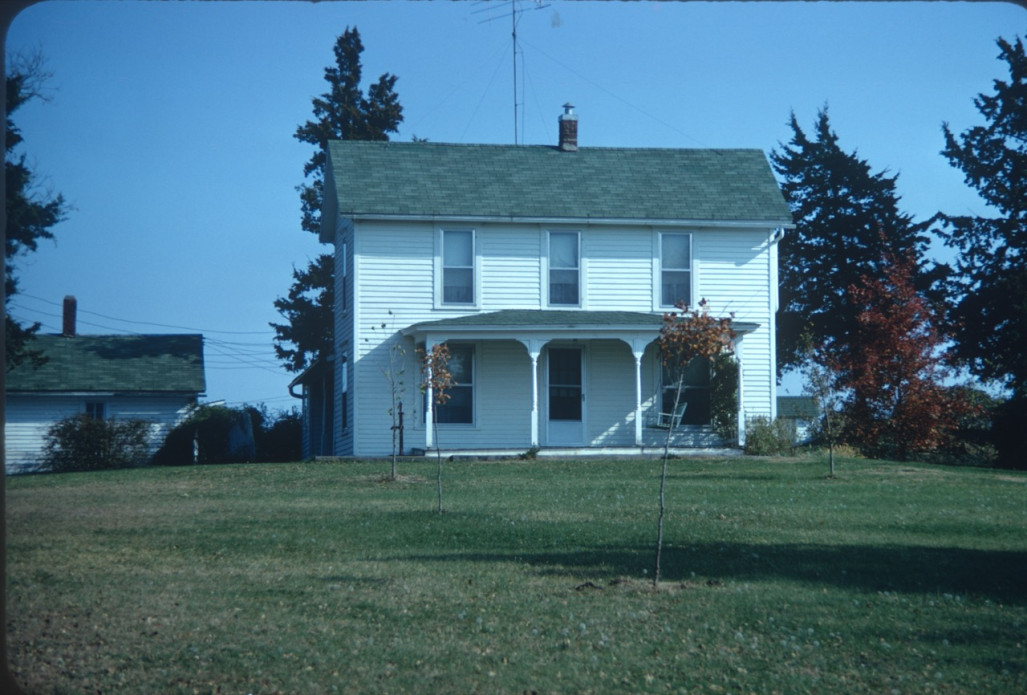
[6,334,205,393]
[326,141,793,224]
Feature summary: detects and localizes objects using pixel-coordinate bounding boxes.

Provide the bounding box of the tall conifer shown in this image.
[272,28,403,372]
[770,108,928,372]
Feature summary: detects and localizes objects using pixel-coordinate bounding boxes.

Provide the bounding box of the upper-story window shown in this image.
[442,229,475,304]
[548,231,580,306]
[660,233,692,308]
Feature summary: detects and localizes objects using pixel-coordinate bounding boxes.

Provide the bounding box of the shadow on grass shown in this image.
[398,541,1027,604]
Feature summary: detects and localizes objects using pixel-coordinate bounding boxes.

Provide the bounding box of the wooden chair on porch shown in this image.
[654,402,687,430]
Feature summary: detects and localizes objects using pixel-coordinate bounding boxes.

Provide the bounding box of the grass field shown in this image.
[5,456,1026,694]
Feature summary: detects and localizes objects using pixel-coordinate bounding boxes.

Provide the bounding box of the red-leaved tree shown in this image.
[839,247,968,461]
[653,299,736,587]
[419,343,454,514]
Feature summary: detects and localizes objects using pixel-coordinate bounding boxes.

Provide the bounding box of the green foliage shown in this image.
[744,416,796,456]
[992,395,1027,470]
[770,107,930,373]
[270,254,334,373]
[5,53,67,371]
[42,415,151,472]
[153,405,254,466]
[155,404,301,466]
[249,406,303,463]
[709,353,739,443]
[938,34,1027,396]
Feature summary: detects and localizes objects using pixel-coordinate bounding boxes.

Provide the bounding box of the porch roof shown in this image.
[402,310,759,341]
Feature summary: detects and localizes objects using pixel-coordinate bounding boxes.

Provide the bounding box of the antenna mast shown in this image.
[512,6,518,145]
[477,1,549,145]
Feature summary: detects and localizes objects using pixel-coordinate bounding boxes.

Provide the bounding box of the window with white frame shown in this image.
[425,344,474,424]
[660,233,692,308]
[442,229,474,304]
[548,231,580,306]
[85,401,106,420]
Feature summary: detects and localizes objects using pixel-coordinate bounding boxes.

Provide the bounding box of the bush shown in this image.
[992,395,1027,470]
[710,355,740,443]
[43,415,152,473]
[153,405,255,466]
[249,406,302,462]
[153,404,301,465]
[744,416,795,456]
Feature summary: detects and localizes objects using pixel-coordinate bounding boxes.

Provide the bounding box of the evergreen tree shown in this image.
[271,28,403,372]
[770,108,929,372]
[938,34,1027,396]
[5,55,67,371]
[271,255,334,373]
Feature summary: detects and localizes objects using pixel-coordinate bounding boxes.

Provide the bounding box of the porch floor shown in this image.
[405,446,742,460]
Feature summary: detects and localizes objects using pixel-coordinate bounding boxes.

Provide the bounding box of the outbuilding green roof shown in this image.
[324,141,793,228]
[6,334,206,393]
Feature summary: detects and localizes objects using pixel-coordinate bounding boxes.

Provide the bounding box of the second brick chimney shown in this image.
[62,295,77,337]
[558,103,578,152]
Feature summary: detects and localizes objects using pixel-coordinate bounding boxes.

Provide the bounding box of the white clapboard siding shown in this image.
[335,217,780,455]
[351,221,435,456]
[584,227,654,311]
[696,230,775,418]
[586,340,639,446]
[480,225,542,309]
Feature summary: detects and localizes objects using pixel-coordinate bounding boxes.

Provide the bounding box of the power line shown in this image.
[520,36,713,148]
[15,293,276,336]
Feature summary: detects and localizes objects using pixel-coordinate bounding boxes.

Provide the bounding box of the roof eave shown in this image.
[341,213,795,230]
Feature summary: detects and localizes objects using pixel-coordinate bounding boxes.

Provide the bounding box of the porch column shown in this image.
[632,348,645,446]
[516,338,546,448]
[529,349,541,447]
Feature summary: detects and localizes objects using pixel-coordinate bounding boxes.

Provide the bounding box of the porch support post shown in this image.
[517,338,546,448]
[620,336,652,448]
[424,337,435,450]
[529,349,541,447]
[632,346,645,446]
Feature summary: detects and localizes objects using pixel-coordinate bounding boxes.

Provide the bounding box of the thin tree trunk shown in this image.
[654,375,684,588]
[434,410,443,514]
[390,409,398,480]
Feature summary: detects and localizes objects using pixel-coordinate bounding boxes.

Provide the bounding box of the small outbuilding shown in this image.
[4,297,206,473]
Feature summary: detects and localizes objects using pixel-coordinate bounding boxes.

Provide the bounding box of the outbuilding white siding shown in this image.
[5,394,195,473]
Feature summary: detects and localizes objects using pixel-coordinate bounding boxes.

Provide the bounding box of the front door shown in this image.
[547,347,584,446]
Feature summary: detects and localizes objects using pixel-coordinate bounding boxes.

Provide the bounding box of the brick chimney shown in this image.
[62,295,77,337]
[558,103,578,152]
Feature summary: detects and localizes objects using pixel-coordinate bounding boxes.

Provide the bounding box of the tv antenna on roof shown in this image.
[474,0,551,145]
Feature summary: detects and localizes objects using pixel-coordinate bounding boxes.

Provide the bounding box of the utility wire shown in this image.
[15,292,276,336]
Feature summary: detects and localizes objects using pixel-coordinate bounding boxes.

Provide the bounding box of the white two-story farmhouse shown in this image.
[307,107,793,457]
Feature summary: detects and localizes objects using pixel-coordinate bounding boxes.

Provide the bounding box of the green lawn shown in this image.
[5,457,1026,694]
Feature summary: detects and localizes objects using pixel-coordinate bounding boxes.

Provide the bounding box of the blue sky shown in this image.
[4,1,1025,408]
